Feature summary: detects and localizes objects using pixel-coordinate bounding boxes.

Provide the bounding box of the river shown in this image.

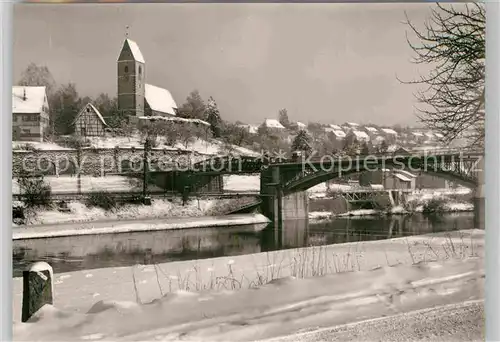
[12,212,475,277]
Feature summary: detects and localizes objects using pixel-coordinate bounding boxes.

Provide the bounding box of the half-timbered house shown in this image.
[73,103,108,137]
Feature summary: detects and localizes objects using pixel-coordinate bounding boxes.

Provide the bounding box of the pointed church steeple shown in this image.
[117,29,146,118]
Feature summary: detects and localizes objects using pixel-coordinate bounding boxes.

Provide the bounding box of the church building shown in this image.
[117,38,178,120]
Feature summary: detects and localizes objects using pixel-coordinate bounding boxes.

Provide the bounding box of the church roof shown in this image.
[12,86,47,114]
[119,39,145,63]
[145,84,177,116]
[263,119,285,129]
[72,103,108,126]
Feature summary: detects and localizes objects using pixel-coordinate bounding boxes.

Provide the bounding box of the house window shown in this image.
[81,127,86,136]
[22,129,30,134]
[87,107,90,113]
[124,65,129,73]
[139,66,142,75]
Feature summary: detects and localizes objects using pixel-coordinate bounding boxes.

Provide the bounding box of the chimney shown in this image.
[22,88,26,101]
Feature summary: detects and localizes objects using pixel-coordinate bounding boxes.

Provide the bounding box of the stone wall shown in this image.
[12,148,210,177]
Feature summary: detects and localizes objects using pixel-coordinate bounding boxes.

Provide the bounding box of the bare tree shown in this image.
[402,4,485,147]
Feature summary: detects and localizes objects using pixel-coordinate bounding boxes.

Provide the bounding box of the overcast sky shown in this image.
[13,3,435,126]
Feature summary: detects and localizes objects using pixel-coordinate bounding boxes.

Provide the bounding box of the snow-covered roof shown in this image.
[296,121,307,128]
[424,132,435,139]
[386,144,400,153]
[370,184,384,190]
[329,124,342,130]
[352,130,369,140]
[12,86,47,114]
[138,115,210,126]
[145,84,177,116]
[412,132,424,137]
[381,128,398,135]
[345,122,359,127]
[72,103,108,126]
[365,126,378,133]
[397,169,417,178]
[393,173,413,182]
[434,132,444,139]
[122,39,145,63]
[263,119,285,129]
[374,136,385,142]
[328,129,346,138]
[237,124,259,134]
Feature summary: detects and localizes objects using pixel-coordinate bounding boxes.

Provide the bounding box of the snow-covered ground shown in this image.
[13,213,269,240]
[308,186,474,220]
[223,175,260,192]
[13,229,484,341]
[18,197,258,226]
[12,135,259,157]
[12,141,70,151]
[87,136,259,157]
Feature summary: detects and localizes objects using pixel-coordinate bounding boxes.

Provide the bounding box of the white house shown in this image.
[325,128,346,140]
[352,130,370,142]
[329,124,343,131]
[262,119,285,131]
[12,86,50,142]
[381,128,398,136]
[364,126,378,134]
[296,121,307,130]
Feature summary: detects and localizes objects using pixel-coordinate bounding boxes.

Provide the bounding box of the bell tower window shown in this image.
[124,65,129,73]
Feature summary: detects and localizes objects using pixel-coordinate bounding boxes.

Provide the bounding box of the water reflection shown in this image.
[13,213,475,277]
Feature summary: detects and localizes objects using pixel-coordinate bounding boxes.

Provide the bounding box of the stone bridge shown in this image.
[181,150,485,243]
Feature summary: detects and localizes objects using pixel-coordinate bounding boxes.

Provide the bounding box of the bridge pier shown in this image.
[260,167,309,248]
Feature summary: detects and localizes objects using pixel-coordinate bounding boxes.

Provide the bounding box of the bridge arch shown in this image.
[278,156,481,195]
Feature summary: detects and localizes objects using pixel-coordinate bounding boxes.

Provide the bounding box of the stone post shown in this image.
[22,262,54,322]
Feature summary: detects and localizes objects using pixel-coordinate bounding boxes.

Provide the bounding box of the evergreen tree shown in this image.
[177,90,206,120]
[292,129,312,155]
[205,96,222,138]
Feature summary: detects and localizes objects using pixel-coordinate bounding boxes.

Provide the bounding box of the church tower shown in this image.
[117,37,145,118]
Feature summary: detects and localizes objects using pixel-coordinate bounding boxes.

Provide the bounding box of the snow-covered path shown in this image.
[264,300,484,342]
[13,229,483,319]
[13,256,483,341]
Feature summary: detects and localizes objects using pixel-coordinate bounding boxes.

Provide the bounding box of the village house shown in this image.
[296,121,307,130]
[363,126,378,138]
[261,119,286,133]
[411,131,425,144]
[380,128,398,144]
[237,124,259,134]
[72,103,108,137]
[12,86,50,142]
[328,124,343,131]
[351,130,370,143]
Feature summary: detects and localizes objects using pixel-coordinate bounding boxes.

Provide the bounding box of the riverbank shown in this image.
[13,229,483,340]
[13,213,270,240]
[14,196,259,226]
[309,187,474,221]
[12,228,483,323]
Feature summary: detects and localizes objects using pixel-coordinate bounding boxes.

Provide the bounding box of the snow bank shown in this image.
[13,256,484,341]
[12,141,71,151]
[13,213,270,240]
[223,175,260,192]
